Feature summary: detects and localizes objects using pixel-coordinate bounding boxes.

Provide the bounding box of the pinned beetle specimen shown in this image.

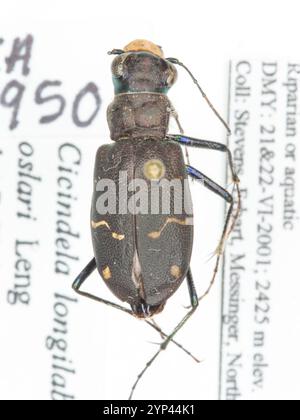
[73,39,241,399]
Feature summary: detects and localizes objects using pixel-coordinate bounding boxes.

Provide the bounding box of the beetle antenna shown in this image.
[166,57,231,135]
[130,303,198,400]
[108,49,125,55]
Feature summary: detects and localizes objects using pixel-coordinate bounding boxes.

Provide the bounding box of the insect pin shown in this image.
[73,39,241,399]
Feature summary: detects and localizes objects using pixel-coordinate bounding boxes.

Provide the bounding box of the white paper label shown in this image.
[220,60,300,400]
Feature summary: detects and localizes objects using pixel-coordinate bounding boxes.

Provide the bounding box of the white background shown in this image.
[0,0,299,401]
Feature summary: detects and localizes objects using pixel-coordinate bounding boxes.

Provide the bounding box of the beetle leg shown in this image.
[168,135,241,300]
[168,133,240,182]
[129,268,199,400]
[186,268,198,308]
[159,269,199,351]
[145,319,200,363]
[72,258,132,315]
[186,164,233,204]
[169,133,241,238]
[169,133,241,232]
[186,164,240,302]
[73,259,200,362]
[148,318,165,340]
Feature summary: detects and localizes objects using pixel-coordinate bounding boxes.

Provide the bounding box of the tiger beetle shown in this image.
[72,39,241,399]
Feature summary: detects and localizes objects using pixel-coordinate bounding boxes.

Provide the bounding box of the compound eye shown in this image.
[111,55,126,78]
[166,67,177,87]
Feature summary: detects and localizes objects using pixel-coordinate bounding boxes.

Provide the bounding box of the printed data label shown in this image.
[220,60,300,400]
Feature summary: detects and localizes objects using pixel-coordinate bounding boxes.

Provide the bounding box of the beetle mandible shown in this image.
[72,39,241,399]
